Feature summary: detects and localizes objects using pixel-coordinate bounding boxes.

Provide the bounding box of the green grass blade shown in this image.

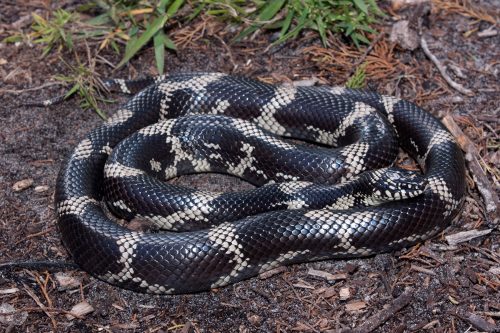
[258,0,286,21]
[352,0,368,14]
[116,14,169,69]
[159,0,171,13]
[273,8,310,45]
[316,16,327,46]
[65,83,80,98]
[86,13,110,26]
[279,8,294,37]
[234,0,286,42]
[166,0,184,17]
[153,32,166,74]
[162,34,177,51]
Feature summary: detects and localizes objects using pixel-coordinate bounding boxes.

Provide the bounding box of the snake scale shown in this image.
[55,73,466,294]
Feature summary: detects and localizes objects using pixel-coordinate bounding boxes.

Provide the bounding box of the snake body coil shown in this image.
[56,73,465,294]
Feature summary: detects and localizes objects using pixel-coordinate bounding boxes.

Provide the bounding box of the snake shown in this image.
[55,73,466,294]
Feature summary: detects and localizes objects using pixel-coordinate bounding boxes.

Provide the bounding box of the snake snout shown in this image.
[371,167,427,201]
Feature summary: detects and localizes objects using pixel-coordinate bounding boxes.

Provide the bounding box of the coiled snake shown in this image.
[56,73,465,294]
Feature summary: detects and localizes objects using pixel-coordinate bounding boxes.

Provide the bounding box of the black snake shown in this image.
[55,73,466,294]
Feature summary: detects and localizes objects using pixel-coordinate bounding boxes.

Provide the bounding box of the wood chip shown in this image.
[291,77,320,87]
[410,264,437,276]
[390,20,419,50]
[477,26,497,38]
[258,266,286,279]
[55,272,81,291]
[422,319,439,329]
[111,323,140,330]
[34,185,49,193]
[480,311,500,318]
[458,311,498,332]
[339,287,351,301]
[488,267,500,275]
[66,301,94,320]
[0,288,19,294]
[0,303,28,325]
[445,229,492,246]
[12,178,33,192]
[323,286,337,299]
[292,282,315,290]
[343,290,414,333]
[391,0,429,10]
[247,314,262,326]
[307,268,347,282]
[346,300,367,312]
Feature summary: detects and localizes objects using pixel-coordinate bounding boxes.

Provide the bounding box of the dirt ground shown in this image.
[0,1,499,332]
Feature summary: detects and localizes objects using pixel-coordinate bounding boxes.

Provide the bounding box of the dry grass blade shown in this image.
[305,37,411,82]
[432,0,497,24]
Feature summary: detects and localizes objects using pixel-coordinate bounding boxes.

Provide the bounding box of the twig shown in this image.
[420,37,474,96]
[0,306,83,319]
[342,289,414,333]
[445,229,492,246]
[450,311,499,333]
[214,35,237,71]
[442,115,499,214]
[23,283,58,329]
[410,264,437,276]
[0,82,64,95]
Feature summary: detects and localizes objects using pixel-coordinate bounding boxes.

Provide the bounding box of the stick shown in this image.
[342,289,414,333]
[0,82,64,95]
[442,115,499,214]
[420,37,474,95]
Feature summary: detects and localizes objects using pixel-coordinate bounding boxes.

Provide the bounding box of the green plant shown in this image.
[12,1,383,71]
[55,52,111,119]
[80,0,183,73]
[232,0,383,48]
[31,9,78,56]
[4,0,382,118]
[345,63,366,88]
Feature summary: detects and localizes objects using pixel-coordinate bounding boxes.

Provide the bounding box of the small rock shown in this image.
[66,301,94,320]
[34,185,49,193]
[390,20,419,50]
[12,178,33,192]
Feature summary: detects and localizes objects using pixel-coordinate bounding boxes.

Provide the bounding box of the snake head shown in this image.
[369,167,427,201]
